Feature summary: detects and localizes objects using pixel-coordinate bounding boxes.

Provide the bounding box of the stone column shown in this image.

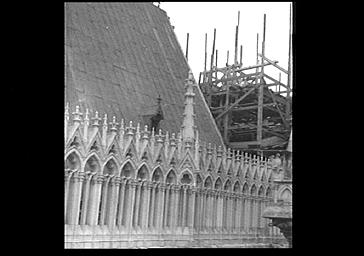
[181,185,188,228]
[155,185,161,228]
[205,190,209,230]
[252,198,257,231]
[224,193,228,231]
[158,184,167,230]
[190,188,196,231]
[201,189,206,231]
[133,181,142,228]
[163,185,170,228]
[216,192,221,230]
[64,172,71,223]
[240,197,245,231]
[228,193,233,232]
[206,191,211,231]
[99,177,110,225]
[143,183,152,229]
[80,175,92,225]
[235,195,239,232]
[108,177,121,226]
[251,198,255,231]
[214,191,218,230]
[245,197,250,232]
[116,179,126,227]
[149,184,156,229]
[90,174,104,226]
[127,180,137,231]
[210,191,214,230]
[172,185,180,229]
[71,171,85,225]
[194,188,200,231]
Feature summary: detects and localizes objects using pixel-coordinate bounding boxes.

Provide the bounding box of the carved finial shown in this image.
[92,111,101,127]
[171,133,175,139]
[120,118,124,130]
[181,70,196,142]
[158,129,162,136]
[129,120,133,128]
[83,109,90,142]
[151,127,155,137]
[136,122,141,133]
[144,125,148,132]
[110,116,119,132]
[72,105,83,123]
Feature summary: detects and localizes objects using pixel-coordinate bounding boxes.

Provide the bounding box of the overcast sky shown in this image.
[160,2,292,88]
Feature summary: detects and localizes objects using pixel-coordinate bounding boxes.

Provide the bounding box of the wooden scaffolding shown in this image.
[197,7,292,155]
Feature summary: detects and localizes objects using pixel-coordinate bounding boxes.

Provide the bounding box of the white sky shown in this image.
[160,2,292,88]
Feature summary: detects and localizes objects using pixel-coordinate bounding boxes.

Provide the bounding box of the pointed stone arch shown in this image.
[165,169,177,184]
[204,176,213,189]
[136,164,150,180]
[279,187,292,202]
[83,152,102,173]
[223,179,232,191]
[195,173,203,187]
[266,186,272,197]
[214,177,223,190]
[102,157,119,175]
[233,181,241,193]
[242,182,249,194]
[250,184,257,196]
[120,160,135,178]
[65,150,82,171]
[151,167,164,182]
[258,185,265,196]
[83,155,101,174]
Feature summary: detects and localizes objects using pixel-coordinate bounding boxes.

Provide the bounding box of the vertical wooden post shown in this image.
[234,26,239,65]
[226,50,229,66]
[257,14,266,145]
[286,4,292,117]
[224,70,230,144]
[210,28,216,70]
[204,33,207,82]
[240,45,243,66]
[208,29,216,106]
[185,33,189,60]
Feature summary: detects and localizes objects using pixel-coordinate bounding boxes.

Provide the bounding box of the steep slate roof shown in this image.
[65,2,224,147]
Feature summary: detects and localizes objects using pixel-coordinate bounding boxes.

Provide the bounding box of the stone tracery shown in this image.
[64,71,284,247]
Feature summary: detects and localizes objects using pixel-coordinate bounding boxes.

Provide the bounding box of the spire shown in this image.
[181,70,196,141]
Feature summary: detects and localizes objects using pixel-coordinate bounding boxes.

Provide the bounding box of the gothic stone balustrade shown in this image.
[64,105,285,248]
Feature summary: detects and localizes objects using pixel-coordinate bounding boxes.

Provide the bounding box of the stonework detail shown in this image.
[64,71,285,248]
